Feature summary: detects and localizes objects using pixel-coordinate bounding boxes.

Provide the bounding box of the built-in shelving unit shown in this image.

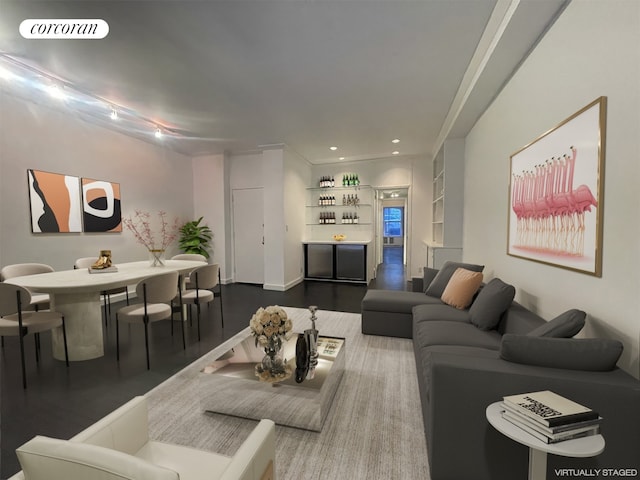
[306,185,373,225]
[427,139,464,268]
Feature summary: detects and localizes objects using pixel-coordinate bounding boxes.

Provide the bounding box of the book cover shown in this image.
[316,337,344,359]
[501,402,601,434]
[501,411,599,444]
[87,266,119,274]
[502,406,601,441]
[503,390,599,427]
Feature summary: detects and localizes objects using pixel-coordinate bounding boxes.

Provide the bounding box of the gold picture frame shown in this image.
[507,97,607,277]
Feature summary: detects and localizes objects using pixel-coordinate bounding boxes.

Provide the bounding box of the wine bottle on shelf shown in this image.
[355,173,360,186]
[331,176,335,187]
[354,213,359,224]
[342,194,346,205]
[332,195,336,206]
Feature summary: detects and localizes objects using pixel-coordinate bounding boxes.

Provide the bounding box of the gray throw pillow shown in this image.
[424,261,484,297]
[500,334,623,372]
[527,309,586,338]
[468,278,515,330]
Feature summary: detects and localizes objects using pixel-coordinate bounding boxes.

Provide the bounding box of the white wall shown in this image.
[463,0,640,377]
[284,148,311,289]
[192,153,227,279]
[0,93,194,270]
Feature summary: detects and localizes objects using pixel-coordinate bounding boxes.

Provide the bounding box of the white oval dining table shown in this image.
[4,260,205,361]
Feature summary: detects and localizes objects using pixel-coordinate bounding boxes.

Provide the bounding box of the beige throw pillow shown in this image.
[440,268,484,310]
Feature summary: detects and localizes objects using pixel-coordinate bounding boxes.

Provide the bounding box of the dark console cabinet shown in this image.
[304,243,367,283]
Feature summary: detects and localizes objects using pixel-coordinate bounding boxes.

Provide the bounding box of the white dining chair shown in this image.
[170,253,207,289]
[115,271,183,370]
[1,263,54,311]
[0,282,69,389]
[180,264,223,340]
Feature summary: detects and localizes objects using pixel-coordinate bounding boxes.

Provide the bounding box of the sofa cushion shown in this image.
[440,268,483,309]
[414,321,502,351]
[500,334,623,371]
[424,261,484,297]
[526,309,586,338]
[412,304,470,324]
[362,289,442,314]
[468,278,515,331]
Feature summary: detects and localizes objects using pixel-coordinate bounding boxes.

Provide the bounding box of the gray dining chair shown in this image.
[180,264,223,340]
[74,257,130,325]
[1,263,54,311]
[0,282,69,389]
[115,271,183,370]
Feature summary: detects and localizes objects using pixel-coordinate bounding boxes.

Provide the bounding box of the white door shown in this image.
[232,188,264,284]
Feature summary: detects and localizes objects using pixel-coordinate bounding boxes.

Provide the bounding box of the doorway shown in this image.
[374,187,409,289]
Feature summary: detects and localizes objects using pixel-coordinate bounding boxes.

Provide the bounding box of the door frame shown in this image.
[374,185,411,278]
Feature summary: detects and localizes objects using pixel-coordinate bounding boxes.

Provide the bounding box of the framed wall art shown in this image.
[507,96,607,276]
[27,169,82,233]
[82,177,122,232]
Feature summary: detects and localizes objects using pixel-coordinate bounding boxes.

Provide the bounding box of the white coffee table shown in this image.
[486,402,605,480]
[199,333,345,431]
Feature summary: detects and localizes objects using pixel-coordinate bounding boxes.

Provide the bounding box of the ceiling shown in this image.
[0,0,568,164]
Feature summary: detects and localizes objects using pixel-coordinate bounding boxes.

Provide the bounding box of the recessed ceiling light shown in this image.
[392,139,400,144]
[392,151,400,155]
[339,157,345,160]
[48,84,65,99]
[0,66,13,80]
[329,146,338,151]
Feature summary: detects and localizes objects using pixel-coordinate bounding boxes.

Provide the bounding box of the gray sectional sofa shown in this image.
[361,262,640,480]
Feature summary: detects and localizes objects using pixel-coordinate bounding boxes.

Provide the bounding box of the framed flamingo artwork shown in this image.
[507,96,607,277]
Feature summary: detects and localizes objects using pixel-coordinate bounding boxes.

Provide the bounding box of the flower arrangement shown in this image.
[122,210,180,251]
[250,306,294,382]
[250,305,293,346]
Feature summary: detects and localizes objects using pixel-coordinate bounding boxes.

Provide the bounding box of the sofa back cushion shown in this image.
[468,278,515,331]
[440,268,484,310]
[527,309,586,338]
[500,334,623,372]
[16,435,179,480]
[425,261,484,297]
[70,396,149,455]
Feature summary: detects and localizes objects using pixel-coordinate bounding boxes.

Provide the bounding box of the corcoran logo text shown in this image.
[20,19,109,39]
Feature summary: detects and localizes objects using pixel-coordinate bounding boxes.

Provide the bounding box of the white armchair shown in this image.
[12,396,275,480]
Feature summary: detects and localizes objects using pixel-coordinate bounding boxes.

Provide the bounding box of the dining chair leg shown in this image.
[34,334,40,363]
[19,327,27,389]
[180,304,186,350]
[61,316,69,366]
[103,294,109,327]
[144,317,150,370]
[218,270,224,329]
[196,302,201,341]
[116,314,120,362]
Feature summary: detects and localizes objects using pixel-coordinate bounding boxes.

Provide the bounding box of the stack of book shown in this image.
[501,390,601,444]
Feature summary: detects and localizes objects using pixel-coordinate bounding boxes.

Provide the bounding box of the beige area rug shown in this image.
[145,307,430,480]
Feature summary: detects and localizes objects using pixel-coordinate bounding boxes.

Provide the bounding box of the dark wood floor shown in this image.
[0,261,409,478]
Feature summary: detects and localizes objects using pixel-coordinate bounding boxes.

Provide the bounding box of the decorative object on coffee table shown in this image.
[250,306,294,383]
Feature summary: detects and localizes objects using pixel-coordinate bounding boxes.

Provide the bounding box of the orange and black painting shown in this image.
[27,169,82,233]
[81,178,122,232]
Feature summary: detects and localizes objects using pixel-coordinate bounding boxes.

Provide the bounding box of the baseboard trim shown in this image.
[263,276,303,292]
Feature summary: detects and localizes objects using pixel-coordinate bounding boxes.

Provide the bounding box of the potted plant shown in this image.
[178,217,213,258]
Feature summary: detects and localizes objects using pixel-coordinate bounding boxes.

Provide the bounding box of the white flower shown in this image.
[257,335,268,346]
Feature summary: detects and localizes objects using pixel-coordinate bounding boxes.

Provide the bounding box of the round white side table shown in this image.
[486,402,605,480]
